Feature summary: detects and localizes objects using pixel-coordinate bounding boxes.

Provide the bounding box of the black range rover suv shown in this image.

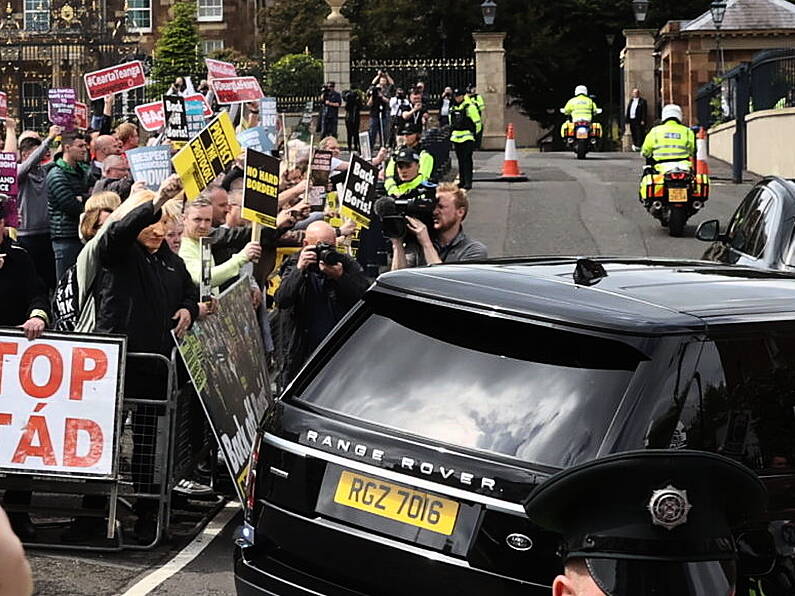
[235,258,795,595]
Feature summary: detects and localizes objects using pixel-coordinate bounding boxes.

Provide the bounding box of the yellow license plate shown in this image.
[333,470,460,536]
[669,188,688,203]
[576,129,588,139]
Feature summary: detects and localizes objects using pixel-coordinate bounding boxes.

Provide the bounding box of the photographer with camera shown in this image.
[367,71,392,149]
[386,182,487,270]
[320,81,342,139]
[389,88,411,147]
[342,89,363,153]
[274,221,370,386]
[384,139,434,198]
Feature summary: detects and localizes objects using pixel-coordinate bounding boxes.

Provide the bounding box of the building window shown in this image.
[197,0,222,22]
[24,0,50,32]
[202,39,224,56]
[127,0,152,32]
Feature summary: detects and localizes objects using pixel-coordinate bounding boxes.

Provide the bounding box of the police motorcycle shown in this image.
[560,85,603,160]
[639,105,710,237]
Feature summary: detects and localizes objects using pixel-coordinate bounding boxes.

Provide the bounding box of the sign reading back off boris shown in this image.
[0,331,125,479]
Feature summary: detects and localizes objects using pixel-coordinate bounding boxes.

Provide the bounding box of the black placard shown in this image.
[242,148,280,228]
[163,94,189,142]
[340,154,377,229]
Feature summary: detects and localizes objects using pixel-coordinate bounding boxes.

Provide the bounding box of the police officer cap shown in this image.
[399,120,423,136]
[524,449,766,596]
[394,145,421,164]
[453,88,466,97]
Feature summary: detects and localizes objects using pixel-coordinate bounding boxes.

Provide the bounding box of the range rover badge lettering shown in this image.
[506,533,533,551]
[304,429,497,491]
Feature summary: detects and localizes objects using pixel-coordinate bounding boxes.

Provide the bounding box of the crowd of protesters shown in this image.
[0,70,488,552]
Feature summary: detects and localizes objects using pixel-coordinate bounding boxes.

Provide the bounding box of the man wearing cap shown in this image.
[449,88,481,190]
[384,121,434,197]
[524,449,767,596]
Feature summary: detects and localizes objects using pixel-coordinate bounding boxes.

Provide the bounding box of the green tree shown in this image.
[149,1,203,98]
[260,0,328,59]
[267,54,324,97]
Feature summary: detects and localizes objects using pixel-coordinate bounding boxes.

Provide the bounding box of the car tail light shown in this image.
[669,172,688,180]
[244,433,262,516]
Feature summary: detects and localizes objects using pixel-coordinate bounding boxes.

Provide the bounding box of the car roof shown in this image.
[375,257,795,335]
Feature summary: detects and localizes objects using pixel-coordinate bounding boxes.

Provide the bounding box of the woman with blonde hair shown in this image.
[79,191,121,242]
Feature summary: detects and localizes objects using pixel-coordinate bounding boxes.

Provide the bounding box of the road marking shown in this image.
[119,501,240,596]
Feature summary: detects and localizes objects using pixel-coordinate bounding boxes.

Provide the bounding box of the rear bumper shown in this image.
[233,500,549,596]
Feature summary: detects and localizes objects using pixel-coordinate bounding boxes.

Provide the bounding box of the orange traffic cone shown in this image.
[499,124,526,180]
[696,127,710,175]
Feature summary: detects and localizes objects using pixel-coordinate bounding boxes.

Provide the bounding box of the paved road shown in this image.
[25,149,756,595]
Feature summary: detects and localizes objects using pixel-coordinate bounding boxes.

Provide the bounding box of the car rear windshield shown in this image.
[294,294,645,469]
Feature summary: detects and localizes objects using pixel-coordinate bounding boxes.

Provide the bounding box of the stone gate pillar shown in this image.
[621,29,658,151]
[473,32,506,150]
[322,0,351,91]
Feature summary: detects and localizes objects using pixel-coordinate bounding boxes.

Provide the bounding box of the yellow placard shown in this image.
[333,470,459,536]
[172,111,242,200]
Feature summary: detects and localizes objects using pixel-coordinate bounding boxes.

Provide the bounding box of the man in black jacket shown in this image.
[626,88,648,151]
[274,221,369,388]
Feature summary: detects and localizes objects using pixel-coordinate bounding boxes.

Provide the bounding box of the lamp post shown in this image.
[480,0,497,28]
[632,0,649,25]
[710,0,727,75]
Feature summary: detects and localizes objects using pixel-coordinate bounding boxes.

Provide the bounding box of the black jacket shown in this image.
[93,175,134,202]
[0,239,49,326]
[626,97,648,124]
[273,251,370,387]
[91,202,199,355]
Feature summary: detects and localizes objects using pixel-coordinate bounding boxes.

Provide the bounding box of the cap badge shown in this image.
[648,485,691,530]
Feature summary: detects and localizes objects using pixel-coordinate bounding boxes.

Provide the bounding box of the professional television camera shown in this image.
[374,182,438,239]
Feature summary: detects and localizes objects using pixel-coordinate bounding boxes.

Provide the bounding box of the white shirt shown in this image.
[630,97,640,119]
[441,97,451,117]
[390,97,409,117]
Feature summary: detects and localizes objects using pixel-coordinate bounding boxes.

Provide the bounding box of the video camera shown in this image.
[374,182,438,239]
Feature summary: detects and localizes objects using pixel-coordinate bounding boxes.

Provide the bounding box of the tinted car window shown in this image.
[726,188,774,258]
[293,297,645,469]
[680,330,795,472]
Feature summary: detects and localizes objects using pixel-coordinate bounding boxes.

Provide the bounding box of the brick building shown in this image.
[656,0,795,124]
[0,0,258,129]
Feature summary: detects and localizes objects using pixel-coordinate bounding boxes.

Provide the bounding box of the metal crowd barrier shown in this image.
[0,349,213,551]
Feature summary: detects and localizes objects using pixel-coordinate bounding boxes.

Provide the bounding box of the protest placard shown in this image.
[0,330,125,479]
[237,126,271,153]
[242,148,279,228]
[308,149,332,210]
[340,154,377,229]
[163,95,189,142]
[48,88,76,130]
[74,101,88,130]
[84,61,146,101]
[134,100,165,132]
[205,58,238,80]
[260,97,277,128]
[172,111,241,200]
[174,279,271,501]
[127,146,172,191]
[184,97,206,137]
[210,77,264,104]
[359,132,372,160]
[184,92,213,118]
[290,101,315,143]
[0,91,8,119]
[0,151,18,227]
[200,237,212,303]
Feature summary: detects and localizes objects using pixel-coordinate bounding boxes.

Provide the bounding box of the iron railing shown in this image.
[351,57,475,104]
